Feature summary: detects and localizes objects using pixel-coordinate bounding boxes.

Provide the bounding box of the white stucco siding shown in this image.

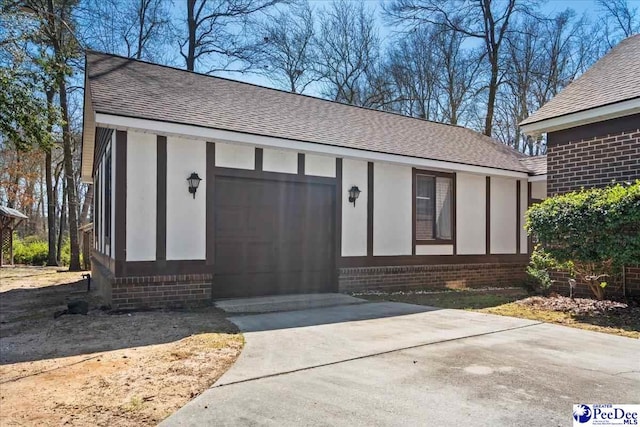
[490,177,517,254]
[374,162,412,256]
[215,141,255,169]
[520,180,528,254]
[415,245,454,255]
[456,173,486,254]
[263,148,298,174]
[531,180,547,200]
[341,159,368,256]
[166,137,206,260]
[126,131,157,261]
[110,135,116,258]
[305,154,336,177]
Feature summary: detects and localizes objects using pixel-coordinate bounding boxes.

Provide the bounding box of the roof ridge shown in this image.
[86,50,494,135]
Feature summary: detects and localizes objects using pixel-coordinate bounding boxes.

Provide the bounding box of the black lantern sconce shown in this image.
[187,172,202,199]
[348,185,361,207]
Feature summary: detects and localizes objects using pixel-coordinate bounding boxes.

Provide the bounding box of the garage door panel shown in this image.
[213,176,335,298]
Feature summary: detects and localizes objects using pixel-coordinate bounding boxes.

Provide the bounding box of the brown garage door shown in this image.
[213,176,336,299]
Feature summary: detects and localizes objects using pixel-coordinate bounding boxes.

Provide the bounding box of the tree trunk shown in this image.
[57,180,66,263]
[45,88,58,266]
[58,79,81,270]
[80,183,93,225]
[186,0,196,71]
[484,60,499,137]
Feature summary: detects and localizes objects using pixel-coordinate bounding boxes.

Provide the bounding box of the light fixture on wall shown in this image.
[348,186,361,207]
[187,172,202,199]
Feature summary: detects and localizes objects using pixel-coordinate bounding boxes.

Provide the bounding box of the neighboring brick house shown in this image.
[520,34,640,297]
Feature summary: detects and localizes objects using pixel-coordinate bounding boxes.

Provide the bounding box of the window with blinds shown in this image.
[415,173,453,241]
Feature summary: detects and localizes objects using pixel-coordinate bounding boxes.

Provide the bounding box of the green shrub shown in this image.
[525,180,640,299]
[12,236,49,266]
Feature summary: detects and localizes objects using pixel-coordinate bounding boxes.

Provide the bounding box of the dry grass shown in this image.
[481,302,640,339]
[0,266,244,426]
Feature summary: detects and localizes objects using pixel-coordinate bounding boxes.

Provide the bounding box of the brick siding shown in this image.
[549,266,640,298]
[547,128,640,195]
[91,256,212,309]
[339,263,528,293]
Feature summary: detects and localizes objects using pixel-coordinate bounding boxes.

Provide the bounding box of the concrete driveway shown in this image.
[162,302,640,426]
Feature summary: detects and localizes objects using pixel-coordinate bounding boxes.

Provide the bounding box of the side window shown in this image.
[415,173,453,242]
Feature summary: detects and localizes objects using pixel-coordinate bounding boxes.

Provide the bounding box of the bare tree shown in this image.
[597,0,639,46]
[386,0,527,136]
[81,0,170,61]
[179,0,283,73]
[255,1,318,93]
[433,28,481,125]
[385,27,441,119]
[317,0,381,106]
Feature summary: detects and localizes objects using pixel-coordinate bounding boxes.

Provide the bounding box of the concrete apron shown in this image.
[214,293,367,314]
[216,302,539,386]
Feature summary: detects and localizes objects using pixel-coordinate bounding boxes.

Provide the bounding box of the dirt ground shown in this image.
[0,266,244,426]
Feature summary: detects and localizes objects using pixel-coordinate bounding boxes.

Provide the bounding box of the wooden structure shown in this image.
[79,222,93,270]
[0,205,28,266]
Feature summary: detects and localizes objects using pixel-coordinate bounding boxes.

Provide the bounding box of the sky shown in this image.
[216,0,637,92]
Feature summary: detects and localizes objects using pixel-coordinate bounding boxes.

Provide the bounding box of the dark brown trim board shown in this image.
[92,127,114,177]
[485,176,491,255]
[255,147,263,171]
[156,136,167,261]
[335,158,343,276]
[412,168,416,255]
[339,254,529,268]
[118,259,211,277]
[527,181,533,254]
[516,180,521,255]
[114,130,127,264]
[298,153,305,175]
[547,113,640,146]
[206,142,216,265]
[213,166,337,185]
[452,173,457,255]
[367,162,374,257]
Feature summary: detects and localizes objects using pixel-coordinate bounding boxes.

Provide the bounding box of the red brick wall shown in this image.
[549,266,640,298]
[91,256,212,309]
[111,274,212,310]
[546,120,640,196]
[339,263,528,293]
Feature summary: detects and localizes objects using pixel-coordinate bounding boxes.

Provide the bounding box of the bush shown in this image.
[525,181,640,299]
[13,236,49,266]
[11,235,79,267]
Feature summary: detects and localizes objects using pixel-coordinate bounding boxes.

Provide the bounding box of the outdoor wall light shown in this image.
[187,172,202,199]
[348,186,361,207]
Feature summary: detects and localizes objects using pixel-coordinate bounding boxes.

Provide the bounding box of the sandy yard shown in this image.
[0,266,243,426]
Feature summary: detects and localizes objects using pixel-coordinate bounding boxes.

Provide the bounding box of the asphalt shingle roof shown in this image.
[87,51,530,173]
[518,156,547,176]
[521,34,640,126]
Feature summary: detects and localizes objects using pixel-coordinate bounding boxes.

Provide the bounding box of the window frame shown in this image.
[412,168,456,247]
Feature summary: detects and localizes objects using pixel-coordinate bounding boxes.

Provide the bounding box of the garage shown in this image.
[213,175,336,299]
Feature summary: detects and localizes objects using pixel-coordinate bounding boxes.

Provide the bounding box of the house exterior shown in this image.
[520,33,640,296]
[82,51,544,309]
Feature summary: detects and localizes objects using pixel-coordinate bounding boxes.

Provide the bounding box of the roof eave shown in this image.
[520,97,640,135]
[95,112,530,178]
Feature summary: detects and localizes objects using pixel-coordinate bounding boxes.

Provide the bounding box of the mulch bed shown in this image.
[516,295,640,330]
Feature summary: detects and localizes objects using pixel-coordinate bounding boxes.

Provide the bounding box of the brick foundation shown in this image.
[91,256,212,309]
[339,263,528,293]
[549,266,640,298]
